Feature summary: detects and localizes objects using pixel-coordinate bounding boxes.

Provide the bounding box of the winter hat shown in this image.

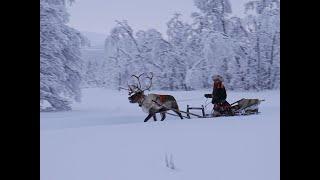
[212,75,223,82]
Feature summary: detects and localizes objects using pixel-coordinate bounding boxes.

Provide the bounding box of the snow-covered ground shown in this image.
[41,88,279,180]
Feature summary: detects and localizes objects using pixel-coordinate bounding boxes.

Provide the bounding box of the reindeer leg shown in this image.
[171,102,183,119]
[173,110,183,119]
[153,114,157,121]
[144,113,154,122]
[160,112,166,121]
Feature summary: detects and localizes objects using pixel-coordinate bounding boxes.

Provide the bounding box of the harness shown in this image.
[139,95,168,107]
[150,95,167,107]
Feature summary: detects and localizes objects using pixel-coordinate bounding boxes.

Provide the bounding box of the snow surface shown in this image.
[41,88,279,180]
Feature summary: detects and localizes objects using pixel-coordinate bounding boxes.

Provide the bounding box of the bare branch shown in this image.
[115,20,142,53]
[118,48,133,60]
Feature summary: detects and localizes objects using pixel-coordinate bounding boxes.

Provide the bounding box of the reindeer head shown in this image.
[124,72,153,104]
[127,84,144,103]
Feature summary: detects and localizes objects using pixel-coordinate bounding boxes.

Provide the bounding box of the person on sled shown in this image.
[204,75,233,116]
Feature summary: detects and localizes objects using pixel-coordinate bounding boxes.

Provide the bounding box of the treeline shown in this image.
[83,0,280,91]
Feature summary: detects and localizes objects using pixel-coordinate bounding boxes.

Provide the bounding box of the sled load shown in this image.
[230,98,265,115]
[185,98,265,118]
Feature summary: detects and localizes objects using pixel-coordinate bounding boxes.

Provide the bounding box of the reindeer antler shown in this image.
[119,81,136,96]
[126,72,154,94]
[142,72,153,91]
[131,73,145,89]
[119,80,131,90]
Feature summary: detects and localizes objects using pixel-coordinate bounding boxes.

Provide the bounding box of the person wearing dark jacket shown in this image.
[204,75,232,116]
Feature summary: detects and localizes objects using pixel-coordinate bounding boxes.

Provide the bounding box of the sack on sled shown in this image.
[231,99,264,114]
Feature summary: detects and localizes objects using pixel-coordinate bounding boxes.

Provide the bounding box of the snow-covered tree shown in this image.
[99,0,279,91]
[40,0,86,111]
[103,21,152,89]
[167,13,191,52]
[186,0,250,90]
[103,20,188,91]
[194,0,232,34]
[243,0,280,90]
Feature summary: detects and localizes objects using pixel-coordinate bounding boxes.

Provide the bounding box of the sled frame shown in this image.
[152,99,264,119]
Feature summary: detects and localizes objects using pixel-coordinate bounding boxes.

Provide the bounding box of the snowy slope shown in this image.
[41,88,279,180]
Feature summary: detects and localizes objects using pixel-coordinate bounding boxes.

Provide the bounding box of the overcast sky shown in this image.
[67,0,250,36]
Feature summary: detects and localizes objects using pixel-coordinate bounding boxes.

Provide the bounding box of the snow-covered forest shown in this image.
[40,0,279,111]
[82,0,280,91]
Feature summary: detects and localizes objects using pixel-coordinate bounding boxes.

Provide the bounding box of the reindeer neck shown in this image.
[138,94,146,106]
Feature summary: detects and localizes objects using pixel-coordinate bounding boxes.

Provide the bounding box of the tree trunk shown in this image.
[270,33,277,89]
[256,36,261,90]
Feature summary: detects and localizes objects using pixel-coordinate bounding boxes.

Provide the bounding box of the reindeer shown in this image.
[120,72,183,122]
